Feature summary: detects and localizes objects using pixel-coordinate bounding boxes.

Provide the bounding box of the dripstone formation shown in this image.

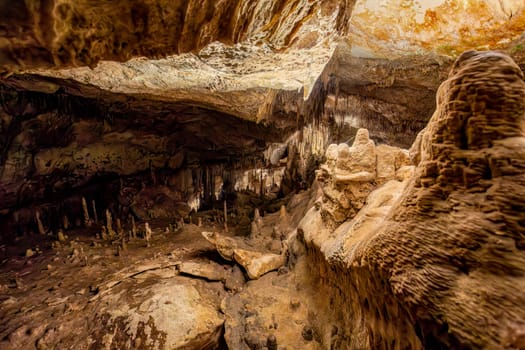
[1,0,525,349]
[298,50,525,349]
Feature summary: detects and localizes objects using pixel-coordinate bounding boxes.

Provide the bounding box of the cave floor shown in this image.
[0,221,224,348]
[0,208,324,350]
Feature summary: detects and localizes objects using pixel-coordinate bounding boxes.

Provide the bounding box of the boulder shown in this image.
[233,248,287,280]
[201,231,238,261]
[90,277,224,350]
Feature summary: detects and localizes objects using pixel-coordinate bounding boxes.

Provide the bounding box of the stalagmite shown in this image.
[279,205,287,219]
[254,208,262,222]
[279,205,289,229]
[198,217,202,227]
[106,210,116,238]
[92,200,98,223]
[250,221,259,238]
[101,226,108,240]
[57,229,66,242]
[144,222,152,247]
[251,208,263,238]
[121,237,127,251]
[62,215,70,230]
[116,218,123,236]
[223,200,228,232]
[82,197,92,227]
[131,216,137,239]
[35,211,46,235]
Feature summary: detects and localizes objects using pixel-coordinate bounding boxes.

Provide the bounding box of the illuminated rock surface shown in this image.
[1,1,524,349]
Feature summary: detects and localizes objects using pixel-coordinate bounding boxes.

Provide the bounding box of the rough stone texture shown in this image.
[0,86,293,240]
[90,277,225,350]
[222,266,323,350]
[233,248,287,280]
[202,231,238,262]
[349,0,525,58]
[0,223,232,350]
[178,260,227,282]
[316,128,410,228]
[1,2,525,348]
[299,51,525,349]
[203,231,287,279]
[2,0,524,154]
[0,0,345,72]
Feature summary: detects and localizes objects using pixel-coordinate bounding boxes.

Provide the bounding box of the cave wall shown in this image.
[0,85,304,241]
[297,51,525,349]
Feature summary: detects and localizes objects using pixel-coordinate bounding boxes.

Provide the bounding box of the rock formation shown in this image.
[1,1,525,349]
[90,277,225,350]
[298,50,525,349]
[316,128,410,228]
[203,231,287,279]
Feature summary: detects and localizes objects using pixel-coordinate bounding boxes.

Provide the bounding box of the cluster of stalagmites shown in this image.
[24,193,183,260]
[23,188,290,280]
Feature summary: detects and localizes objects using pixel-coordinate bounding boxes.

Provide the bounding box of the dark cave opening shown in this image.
[0,82,305,244]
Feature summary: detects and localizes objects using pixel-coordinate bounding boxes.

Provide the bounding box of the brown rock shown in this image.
[300,50,525,349]
[178,261,226,282]
[201,231,238,261]
[90,277,224,350]
[233,248,286,280]
[316,128,408,228]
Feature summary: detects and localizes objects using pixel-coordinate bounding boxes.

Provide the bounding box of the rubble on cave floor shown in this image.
[0,190,320,350]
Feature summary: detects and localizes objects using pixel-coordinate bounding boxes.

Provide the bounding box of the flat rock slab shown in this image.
[202,231,287,279]
[178,260,227,281]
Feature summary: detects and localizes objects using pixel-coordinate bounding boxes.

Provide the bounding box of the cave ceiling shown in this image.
[1,0,524,139]
[0,0,525,218]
